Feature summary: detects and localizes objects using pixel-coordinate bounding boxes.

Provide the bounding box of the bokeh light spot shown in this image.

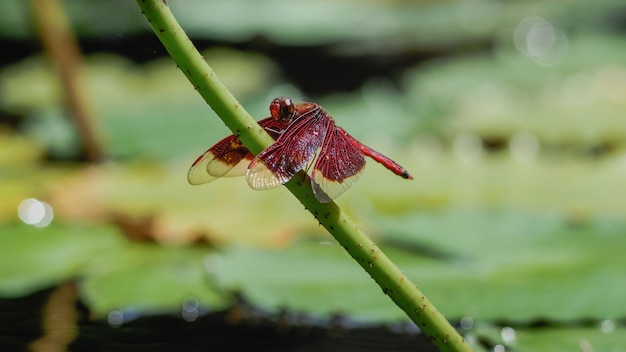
[18,198,54,227]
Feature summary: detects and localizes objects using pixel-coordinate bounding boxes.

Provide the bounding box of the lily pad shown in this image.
[215,208,626,324]
[80,243,228,315]
[377,208,626,321]
[515,325,626,351]
[0,223,122,296]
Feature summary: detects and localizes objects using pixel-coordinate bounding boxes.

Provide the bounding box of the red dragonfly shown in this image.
[188,97,412,203]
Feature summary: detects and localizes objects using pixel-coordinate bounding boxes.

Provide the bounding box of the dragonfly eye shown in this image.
[270,97,295,120]
[281,98,295,117]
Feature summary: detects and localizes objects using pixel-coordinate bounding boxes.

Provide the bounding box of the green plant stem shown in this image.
[136,1,472,351]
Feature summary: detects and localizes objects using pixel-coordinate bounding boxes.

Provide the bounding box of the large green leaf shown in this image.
[514,325,626,351]
[217,208,626,324]
[399,33,626,144]
[80,243,228,315]
[0,223,122,296]
[0,222,228,315]
[217,242,413,322]
[377,208,626,321]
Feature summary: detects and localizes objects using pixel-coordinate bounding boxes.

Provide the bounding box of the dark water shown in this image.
[0,284,436,352]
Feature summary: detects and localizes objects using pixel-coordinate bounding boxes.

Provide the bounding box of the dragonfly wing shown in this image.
[311,126,366,203]
[247,108,330,190]
[246,142,292,189]
[188,148,220,185]
[188,117,292,185]
[187,134,251,185]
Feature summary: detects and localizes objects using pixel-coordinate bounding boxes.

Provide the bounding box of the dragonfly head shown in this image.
[270,97,295,121]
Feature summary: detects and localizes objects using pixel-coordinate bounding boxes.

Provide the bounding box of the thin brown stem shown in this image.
[29,0,104,162]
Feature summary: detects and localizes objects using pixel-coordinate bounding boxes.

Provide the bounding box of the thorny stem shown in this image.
[136,1,472,351]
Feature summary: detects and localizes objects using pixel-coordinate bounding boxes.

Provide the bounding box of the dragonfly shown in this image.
[188,97,412,203]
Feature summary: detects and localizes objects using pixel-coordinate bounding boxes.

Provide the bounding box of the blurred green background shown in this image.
[1,0,625,350]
